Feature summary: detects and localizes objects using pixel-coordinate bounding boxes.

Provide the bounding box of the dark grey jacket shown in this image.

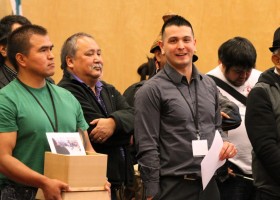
[245,67,280,197]
[0,64,14,89]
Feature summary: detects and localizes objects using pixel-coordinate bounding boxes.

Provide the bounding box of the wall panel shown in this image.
[12,0,280,92]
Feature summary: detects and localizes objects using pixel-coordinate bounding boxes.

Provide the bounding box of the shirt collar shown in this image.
[71,72,103,93]
[164,62,201,84]
[71,73,83,83]
[95,80,103,96]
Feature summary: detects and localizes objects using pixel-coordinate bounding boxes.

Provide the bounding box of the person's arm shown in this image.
[58,82,106,124]
[61,82,133,136]
[0,131,69,200]
[218,91,242,131]
[212,83,237,159]
[134,84,160,198]
[89,85,133,142]
[213,83,224,135]
[245,86,280,184]
[81,130,95,152]
[106,85,134,135]
[89,118,116,143]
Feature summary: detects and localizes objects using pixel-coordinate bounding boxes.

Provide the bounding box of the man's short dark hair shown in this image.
[218,37,257,72]
[60,32,94,70]
[0,15,31,64]
[161,15,194,38]
[7,24,47,71]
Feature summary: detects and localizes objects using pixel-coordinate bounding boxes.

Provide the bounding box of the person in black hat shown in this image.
[245,26,280,199]
[269,27,280,53]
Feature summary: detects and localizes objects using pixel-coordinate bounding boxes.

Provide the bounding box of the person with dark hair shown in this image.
[134,15,237,200]
[207,37,262,200]
[123,15,198,107]
[125,35,240,129]
[0,25,95,200]
[245,27,280,200]
[137,58,154,81]
[123,36,166,107]
[58,32,134,200]
[0,15,31,89]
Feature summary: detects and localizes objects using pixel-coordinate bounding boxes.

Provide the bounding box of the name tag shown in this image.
[192,140,208,157]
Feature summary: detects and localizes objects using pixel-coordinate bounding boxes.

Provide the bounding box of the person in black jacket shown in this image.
[245,26,280,200]
[58,32,134,200]
[0,15,31,89]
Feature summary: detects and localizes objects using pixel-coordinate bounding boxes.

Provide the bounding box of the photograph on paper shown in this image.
[46,132,86,155]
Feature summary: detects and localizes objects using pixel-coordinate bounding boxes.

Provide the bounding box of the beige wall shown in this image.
[2,0,280,92]
[0,0,12,17]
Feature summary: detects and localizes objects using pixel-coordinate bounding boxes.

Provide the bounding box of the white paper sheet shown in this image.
[201,130,225,190]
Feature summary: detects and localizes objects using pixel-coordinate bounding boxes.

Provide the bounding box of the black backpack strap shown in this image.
[208,74,247,106]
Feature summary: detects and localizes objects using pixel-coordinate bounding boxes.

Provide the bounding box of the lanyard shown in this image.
[17,79,58,132]
[164,69,200,140]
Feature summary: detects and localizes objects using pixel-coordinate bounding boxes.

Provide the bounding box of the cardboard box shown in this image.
[36,188,110,200]
[43,152,107,188]
[36,152,109,199]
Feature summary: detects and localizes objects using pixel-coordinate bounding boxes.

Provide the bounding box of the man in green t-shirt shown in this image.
[0,25,94,200]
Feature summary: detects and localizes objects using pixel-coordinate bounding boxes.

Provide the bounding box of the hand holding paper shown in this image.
[201,131,226,190]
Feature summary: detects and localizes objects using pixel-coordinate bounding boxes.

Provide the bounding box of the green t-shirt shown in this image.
[0,79,88,186]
